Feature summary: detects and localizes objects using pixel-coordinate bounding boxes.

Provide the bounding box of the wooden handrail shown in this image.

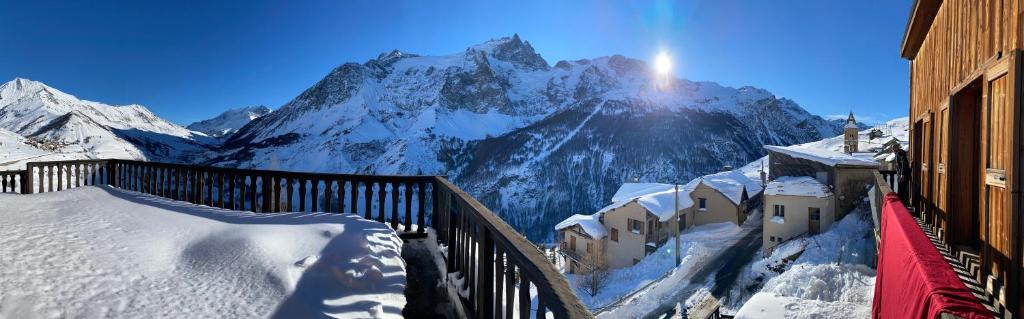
[434,177,593,319]
[6,158,593,318]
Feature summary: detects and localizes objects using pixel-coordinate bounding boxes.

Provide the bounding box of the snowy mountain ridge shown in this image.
[211,34,853,240]
[187,105,271,138]
[0,77,213,164]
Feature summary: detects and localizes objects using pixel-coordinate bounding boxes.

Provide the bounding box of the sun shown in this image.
[654,51,672,75]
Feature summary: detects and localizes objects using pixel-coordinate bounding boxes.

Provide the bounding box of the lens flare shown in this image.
[654,51,672,75]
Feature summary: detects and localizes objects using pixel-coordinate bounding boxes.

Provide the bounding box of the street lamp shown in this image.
[674,183,681,266]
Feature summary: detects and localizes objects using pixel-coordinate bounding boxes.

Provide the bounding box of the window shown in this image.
[628,219,643,234]
[698,198,707,210]
[773,204,785,218]
[809,207,821,221]
[770,236,776,242]
[611,228,619,242]
[570,235,576,251]
[586,242,593,253]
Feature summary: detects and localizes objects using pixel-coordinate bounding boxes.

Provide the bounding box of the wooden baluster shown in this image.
[418,182,426,233]
[391,182,399,229]
[299,179,307,212]
[324,180,332,213]
[174,168,182,201]
[337,180,345,214]
[351,181,358,215]
[535,296,545,319]
[273,176,282,212]
[311,179,319,212]
[57,164,63,191]
[48,165,55,193]
[216,172,224,208]
[495,249,504,319]
[378,182,386,223]
[286,177,294,212]
[364,181,373,219]
[519,275,530,319]
[1,174,6,192]
[469,222,476,306]
[404,182,413,231]
[207,171,215,207]
[75,164,81,187]
[479,228,494,319]
[505,262,515,319]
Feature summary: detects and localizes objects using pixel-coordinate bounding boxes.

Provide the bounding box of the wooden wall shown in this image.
[906,0,1022,314]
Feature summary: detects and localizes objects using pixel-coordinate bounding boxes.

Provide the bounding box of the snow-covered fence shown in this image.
[12,158,593,318]
[22,159,112,194]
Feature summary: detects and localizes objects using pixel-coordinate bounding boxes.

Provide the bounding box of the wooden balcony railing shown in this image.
[4,159,593,319]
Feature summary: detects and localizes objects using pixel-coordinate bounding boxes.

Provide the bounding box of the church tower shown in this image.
[843,112,859,153]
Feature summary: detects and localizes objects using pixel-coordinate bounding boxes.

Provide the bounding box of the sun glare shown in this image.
[654,51,672,75]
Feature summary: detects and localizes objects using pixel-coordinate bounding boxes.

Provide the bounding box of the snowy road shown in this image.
[595,213,763,318]
[641,220,763,319]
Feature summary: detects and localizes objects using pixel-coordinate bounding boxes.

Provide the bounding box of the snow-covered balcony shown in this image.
[0,159,593,318]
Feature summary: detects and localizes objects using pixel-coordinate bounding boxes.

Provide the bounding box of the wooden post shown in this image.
[479,227,494,319]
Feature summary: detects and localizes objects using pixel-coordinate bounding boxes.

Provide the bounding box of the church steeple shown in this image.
[843,111,859,153]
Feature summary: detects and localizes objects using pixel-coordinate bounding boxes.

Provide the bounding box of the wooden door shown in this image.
[808,207,821,234]
[935,104,949,240]
[981,56,1015,287]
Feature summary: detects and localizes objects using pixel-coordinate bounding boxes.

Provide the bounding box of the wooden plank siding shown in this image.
[903,0,1023,315]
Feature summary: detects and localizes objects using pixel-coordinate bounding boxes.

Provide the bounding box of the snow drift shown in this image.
[0,186,405,318]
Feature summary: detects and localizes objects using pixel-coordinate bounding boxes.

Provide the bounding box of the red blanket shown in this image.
[871,193,992,319]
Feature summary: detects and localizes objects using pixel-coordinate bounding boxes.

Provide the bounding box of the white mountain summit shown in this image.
[0,77,213,162]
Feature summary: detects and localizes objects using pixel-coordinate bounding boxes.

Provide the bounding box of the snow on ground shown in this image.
[0,186,406,318]
[731,201,876,318]
[567,222,742,310]
[588,221,749,317]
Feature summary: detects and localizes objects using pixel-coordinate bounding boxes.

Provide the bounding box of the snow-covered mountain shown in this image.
[187,105,271,138]
[0,78,213,163]
[210,35,849,241]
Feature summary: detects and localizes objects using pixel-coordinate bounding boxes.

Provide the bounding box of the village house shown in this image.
[556,169,762,273]
[764,144,879,218]
[762,176,834,251]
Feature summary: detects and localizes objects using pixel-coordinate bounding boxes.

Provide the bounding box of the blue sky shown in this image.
[0,0,911,125]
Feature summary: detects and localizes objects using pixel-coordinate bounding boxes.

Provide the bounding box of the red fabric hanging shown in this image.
[871,193,992,319]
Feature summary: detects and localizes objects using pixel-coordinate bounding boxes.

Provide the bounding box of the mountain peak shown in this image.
[187,105,272,138]
[470,34,549,71]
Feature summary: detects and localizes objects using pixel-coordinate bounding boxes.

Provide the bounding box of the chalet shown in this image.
[898,0,1024,315]
[765,145,878,218]
[763,176,834,251]
[555,170,762,273]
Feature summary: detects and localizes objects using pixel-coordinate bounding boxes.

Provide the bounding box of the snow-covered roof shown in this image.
[554,213,608,238]
[765,176,832,198]
[606,182,697,222]
[764,145,879,167]
[699,170,763,205]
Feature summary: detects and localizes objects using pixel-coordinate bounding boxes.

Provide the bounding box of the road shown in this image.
[641,223,763,319]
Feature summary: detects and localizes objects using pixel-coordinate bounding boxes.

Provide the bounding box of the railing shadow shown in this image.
[97,186,367,226]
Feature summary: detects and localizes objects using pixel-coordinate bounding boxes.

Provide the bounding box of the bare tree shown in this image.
[574,247,611,297]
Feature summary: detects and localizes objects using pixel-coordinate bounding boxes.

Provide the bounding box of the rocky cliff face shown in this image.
[203,35,848,240]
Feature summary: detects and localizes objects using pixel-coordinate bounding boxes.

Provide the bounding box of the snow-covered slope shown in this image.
[0,78,213,162]
[210,34,850,241]
[0,186,406,318]
[187,105,271,138]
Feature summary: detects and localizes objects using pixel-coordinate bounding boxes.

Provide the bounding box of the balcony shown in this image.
[869,170,1005,318]
[0,159,593,319]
